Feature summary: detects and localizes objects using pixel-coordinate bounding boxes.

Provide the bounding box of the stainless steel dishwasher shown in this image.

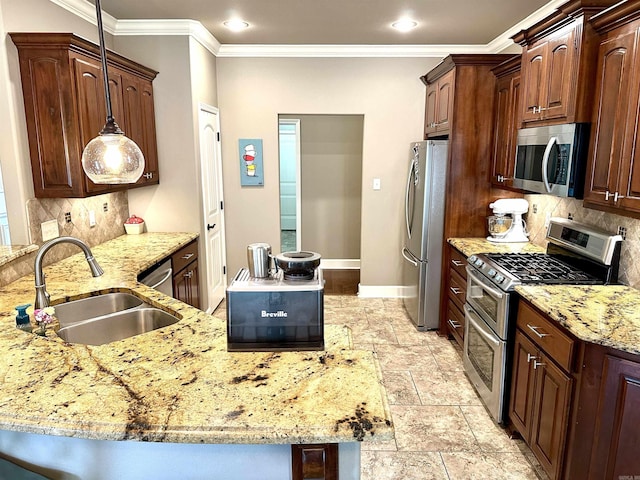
[138,258,173,297]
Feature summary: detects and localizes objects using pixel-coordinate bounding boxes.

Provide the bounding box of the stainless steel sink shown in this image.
[57,308,180,345]
[54,292,145,327]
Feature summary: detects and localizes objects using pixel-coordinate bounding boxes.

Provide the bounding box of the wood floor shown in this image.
[322,269,359,295]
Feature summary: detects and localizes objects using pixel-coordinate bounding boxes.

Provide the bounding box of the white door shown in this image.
[199,105,226,312]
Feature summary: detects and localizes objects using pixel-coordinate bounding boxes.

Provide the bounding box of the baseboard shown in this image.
[320,259,360,269]
[357,285,404,298]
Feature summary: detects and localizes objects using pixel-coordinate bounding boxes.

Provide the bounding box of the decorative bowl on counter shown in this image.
[124,215,145,235]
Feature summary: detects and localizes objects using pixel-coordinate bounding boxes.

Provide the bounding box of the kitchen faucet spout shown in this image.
[34,236,104,309]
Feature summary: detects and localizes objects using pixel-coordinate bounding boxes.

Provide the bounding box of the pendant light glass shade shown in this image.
[81,0,144,184]
[81,130,145,184]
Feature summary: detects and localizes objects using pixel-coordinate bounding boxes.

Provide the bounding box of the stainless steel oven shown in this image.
[464,265,513,424]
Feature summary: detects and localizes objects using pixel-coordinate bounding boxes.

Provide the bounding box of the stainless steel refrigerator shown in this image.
[401,140,448,329]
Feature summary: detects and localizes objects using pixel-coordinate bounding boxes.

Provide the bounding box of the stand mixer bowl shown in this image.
[487,215,513,238]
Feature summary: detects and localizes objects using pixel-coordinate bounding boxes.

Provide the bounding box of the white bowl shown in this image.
[124,222,145,234]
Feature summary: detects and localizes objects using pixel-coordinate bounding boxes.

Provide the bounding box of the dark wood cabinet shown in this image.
[583,5,640,217]
[423,69,454,137]
[512,0,615,127]
[445,246,466,347]
[10,33,159,198]
[172,240,200,309]
[509,301,574,480]
[490,55,522,189]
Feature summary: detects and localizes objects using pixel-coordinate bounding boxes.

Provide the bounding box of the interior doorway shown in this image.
[278,114,363,292]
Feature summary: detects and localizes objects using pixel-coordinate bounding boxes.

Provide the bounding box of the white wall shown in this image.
[217,56,439,286]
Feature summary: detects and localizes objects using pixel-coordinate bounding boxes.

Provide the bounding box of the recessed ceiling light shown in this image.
[224,19,249,31]
[392,19,418,32]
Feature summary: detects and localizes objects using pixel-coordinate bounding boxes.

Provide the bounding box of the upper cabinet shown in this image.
[583,3,640,217]
[10,33,159,198]
[512,0,617,127]
[422,69,454,137]
[490,55,522,189]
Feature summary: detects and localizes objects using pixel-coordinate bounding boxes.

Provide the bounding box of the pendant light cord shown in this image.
[95,0,120,134]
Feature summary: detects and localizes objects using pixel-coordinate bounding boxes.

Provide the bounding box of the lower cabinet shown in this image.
[509,301,574,480]
[171,240,200,309]
[444,246,467,347]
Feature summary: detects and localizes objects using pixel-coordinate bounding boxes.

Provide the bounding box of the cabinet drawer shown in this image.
[447,301,465,347]
[171,240,198,273]
[448,269,467,312]
[517,301,575,372]
[449,247,467,279]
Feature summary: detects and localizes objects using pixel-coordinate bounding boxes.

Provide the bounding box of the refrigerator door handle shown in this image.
[402,247,421,267]
[405,160,415,238]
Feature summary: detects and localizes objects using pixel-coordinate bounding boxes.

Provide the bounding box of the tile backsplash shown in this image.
[0,192,129,287]
[524,194,639,289]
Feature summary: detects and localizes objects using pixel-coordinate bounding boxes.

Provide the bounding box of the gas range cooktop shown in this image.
[468,218,623,291]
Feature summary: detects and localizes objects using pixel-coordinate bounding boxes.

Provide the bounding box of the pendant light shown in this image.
[81,0,144,184]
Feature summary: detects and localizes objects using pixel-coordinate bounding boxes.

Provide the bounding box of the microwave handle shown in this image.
[541,136,558,193]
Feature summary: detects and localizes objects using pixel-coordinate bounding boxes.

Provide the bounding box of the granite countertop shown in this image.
[0,244,38,268]
[448,238,545,257]
[516,285,640,356]
[448,237,640,356]
[0,233,393,445]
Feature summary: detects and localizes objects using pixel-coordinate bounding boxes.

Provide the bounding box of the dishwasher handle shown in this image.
[148,267,173,289]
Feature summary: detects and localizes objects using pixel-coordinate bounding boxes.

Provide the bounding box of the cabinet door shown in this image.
[491,73,521,187]
[174,260,200,309]
[589,355,640,480]
[530,351,572,480]
[435,70,454,132]
[521,42,546,123]
[543,29,576,121]
[509,329,537,439]
[424,83,438,136]
[74,57,126,195]
[584,30,638,209]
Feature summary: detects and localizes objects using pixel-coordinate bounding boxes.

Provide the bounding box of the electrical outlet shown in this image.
[89,210,96,227]
[568,213,574,220]
[532,204,538,214]
[617,226,627,240]
[103,202,108,212]
[41,220,59,241]
[64,212,72,223]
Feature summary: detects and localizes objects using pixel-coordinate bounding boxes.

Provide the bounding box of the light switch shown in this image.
[373,178,381,190]
[41,220,59,241]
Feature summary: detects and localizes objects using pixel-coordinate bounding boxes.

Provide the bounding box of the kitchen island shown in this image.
[0,233,393,479]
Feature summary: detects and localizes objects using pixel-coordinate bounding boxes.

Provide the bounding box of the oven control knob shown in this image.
[468,255,477,263]
[487,269,497,277]
[495,274,505,283]
[474,258,484,267]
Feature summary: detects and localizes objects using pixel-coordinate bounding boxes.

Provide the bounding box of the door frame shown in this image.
[279,118,302,250]
[198,102,226,312]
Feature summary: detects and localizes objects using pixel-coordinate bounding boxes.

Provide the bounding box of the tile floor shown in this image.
[323,295,548,480]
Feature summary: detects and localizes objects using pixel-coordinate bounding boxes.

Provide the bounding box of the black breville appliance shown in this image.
[226,252,324,352]
[463,217,623,423]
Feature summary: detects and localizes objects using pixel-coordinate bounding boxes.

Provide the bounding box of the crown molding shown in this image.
[50,0,565,58]
[49,0,117,34]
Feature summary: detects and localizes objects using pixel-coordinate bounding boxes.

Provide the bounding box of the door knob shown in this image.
[207,223,216,231]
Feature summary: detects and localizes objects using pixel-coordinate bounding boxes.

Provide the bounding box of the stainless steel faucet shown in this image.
[34,236,104,309]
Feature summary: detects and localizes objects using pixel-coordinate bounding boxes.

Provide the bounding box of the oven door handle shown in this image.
[541,136,558,193]
[464,305,500,348]
[465,266,507,302]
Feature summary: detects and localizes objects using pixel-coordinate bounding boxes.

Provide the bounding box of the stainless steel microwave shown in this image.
[513,123,590,198]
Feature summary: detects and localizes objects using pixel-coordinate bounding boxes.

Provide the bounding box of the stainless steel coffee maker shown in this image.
[246,243,275,278]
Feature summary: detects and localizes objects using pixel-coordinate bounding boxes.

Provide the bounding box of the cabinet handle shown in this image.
[614,192,625,202]
[527,353,537,363]
[207,223,216,231]
[143,172,153,179]
[183,270,193,278]
[182,253,194,260]
[451,260,464,267]
[448,319,461,330]
[527,324,549,338]
[450,287,462,295]
[533,360,546,370]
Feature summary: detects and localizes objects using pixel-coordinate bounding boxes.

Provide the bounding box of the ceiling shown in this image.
[99,0,555,46]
